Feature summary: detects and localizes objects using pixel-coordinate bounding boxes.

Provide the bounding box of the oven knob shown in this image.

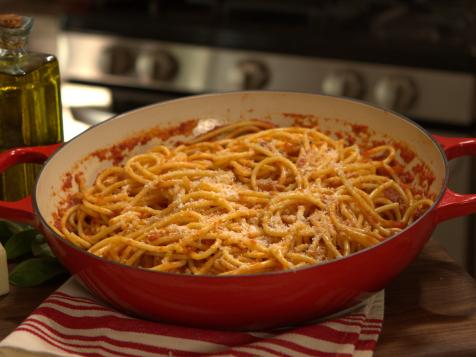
[99,46,135,75]
[238,60,270,90]
[321,71,364,98]
[374,76,418,112]
[136,50,178,81]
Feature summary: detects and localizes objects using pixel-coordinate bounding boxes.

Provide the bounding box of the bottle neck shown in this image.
[0,34,28,57]
[0,15,31,58]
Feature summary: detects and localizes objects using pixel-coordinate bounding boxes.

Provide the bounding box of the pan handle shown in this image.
[432,135,476,223]
[0,144,61,226]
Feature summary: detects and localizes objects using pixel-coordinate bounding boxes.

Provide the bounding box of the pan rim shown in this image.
[33,90,449,279]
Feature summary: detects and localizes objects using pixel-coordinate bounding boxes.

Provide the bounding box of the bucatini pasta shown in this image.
[57,120,433,275]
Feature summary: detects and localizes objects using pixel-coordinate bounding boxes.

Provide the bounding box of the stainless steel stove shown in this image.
[60,31,475,126]
[57,0,476,272]
[58,0,476,123]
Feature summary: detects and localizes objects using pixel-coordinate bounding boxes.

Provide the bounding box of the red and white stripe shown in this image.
[0,279,383,357]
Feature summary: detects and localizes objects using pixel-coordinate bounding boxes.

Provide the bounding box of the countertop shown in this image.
[377,240,476,356]
[1,240,476,356]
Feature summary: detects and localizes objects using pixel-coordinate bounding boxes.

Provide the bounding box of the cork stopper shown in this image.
[0,14,22,29]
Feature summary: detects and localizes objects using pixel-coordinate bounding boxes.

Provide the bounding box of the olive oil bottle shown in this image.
[0,14,63,200]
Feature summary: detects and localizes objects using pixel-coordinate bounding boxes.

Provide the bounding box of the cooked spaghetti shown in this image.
[57,120,433,275]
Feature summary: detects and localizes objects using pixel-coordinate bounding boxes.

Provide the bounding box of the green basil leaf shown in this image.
[9,257,66,287]
[31,238,54,258]
[4,229,38,260]
[33,233,45,243]
[0,220,24,244]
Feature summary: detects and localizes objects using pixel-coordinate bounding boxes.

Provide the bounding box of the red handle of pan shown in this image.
[432,135,476,223]
[0,136,472,225]
[0,144,61,226]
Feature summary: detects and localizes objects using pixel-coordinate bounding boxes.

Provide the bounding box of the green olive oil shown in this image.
[0,14,63,201]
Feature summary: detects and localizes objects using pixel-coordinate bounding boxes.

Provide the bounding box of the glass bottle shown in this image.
[0,14,63,201]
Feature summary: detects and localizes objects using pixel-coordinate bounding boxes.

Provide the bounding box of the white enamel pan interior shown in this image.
[35,91,446,237]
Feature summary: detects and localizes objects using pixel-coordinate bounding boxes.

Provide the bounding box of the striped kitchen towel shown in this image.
[0,278,384,357]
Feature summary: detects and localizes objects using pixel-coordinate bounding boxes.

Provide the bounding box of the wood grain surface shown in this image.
[376,240,476,356]
[1,240,475,356]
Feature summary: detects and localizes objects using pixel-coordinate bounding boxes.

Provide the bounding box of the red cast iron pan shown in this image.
[0,91,475,330]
